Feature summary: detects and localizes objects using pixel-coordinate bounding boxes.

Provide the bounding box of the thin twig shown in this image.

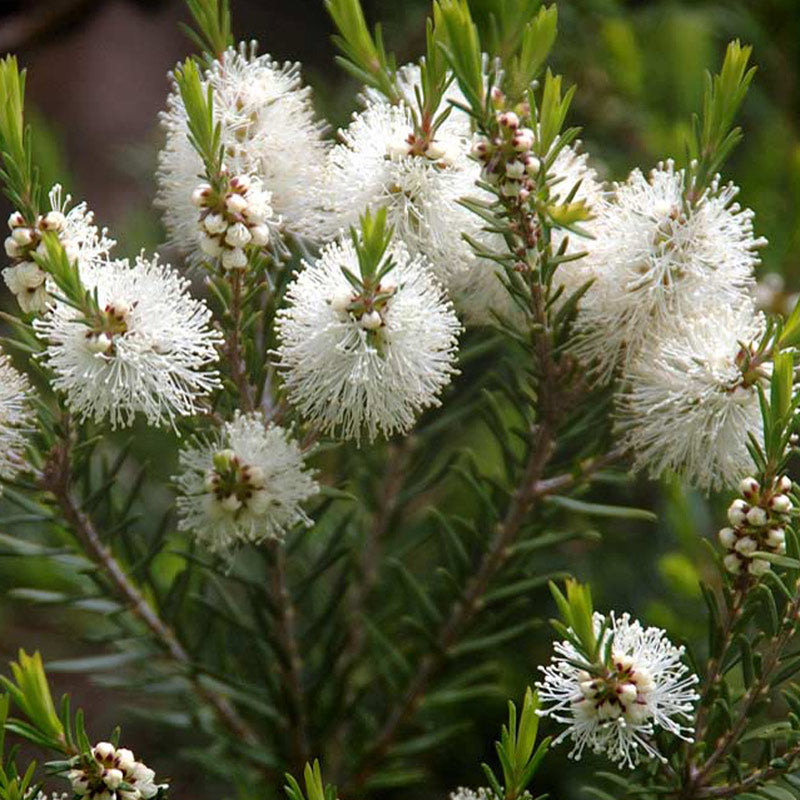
[267,540,311,772]
[41,429,261,752]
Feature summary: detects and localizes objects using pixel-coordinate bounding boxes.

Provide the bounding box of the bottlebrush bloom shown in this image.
[2,185,114,314]
[0,351,33,487]
[449,789,494,800]
[616,305,766,493]
[34,255,221,428]
[319,100,484,287]
[574,161,764,380]
[274,237,462,443]
[175,412,318,551]
[537,612,699,769]
[69,741,159,800]
[157,42,328,257]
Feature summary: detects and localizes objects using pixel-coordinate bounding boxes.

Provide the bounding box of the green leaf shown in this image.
[182,0,233,57]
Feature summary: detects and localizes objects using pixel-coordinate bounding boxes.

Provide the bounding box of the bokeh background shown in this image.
[0,0,799,798]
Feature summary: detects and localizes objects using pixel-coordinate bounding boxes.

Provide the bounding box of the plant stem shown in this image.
[347,421,555,792]
[41,427,260,752]
[227,270,256,413]
[267,540,311,772]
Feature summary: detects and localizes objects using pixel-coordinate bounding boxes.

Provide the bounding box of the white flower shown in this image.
[34,254,221,429]
[536,612,699,769]
[156,42,328,257]
[319,100,484,286]
[449,789,495,800]
[275,238,462,443]
[615,305,765,493]
[2,185,114,314]
[0,351,33,486]
[69,742,159,800]
[574,161,764,380]
[175,412,318,550]
[450,143,605,327]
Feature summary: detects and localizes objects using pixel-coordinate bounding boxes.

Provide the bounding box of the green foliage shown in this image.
[182,0,233,58]
[548,579,596,659]
[434,0,485,116]
[504,5,558,104]
[688,39,755,195]
[0,56,39,222]
[173,57,224,182]
[350,207,394,283]
[0,651,64,752]
[483,688,549,800]
[285,761,338,800]
[324,0,399,103]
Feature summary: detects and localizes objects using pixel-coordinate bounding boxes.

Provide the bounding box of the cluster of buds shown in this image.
[471,111,540,202]
[192,173,273,270]
[575,651,654,726]
[205,448,270,517]
[84,300,134,356]
[69,742,159,800]
[2,209,70,313]
[719,475,794,577]
[386,128,458,167]
[328,278,397,332]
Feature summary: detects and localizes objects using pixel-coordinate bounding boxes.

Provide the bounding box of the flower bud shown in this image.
[723,553,742,574]
[230,174,251,194]
[191,183,212,207]
[498,111,519,129]
[221,247,248,270]
[717,527,737,549]
[7,211,25,229]
[525,157,541,177]
[746,506,768,527]
[220,493,242,513]
[104,769,124,790]
[770,494,793,514]
[4,236,21,258]
[41,211,65,231]
[85,333,113,355]
[506,160,526,180]
[360,310,383,330]
[748,558,771,577]
[739,476,760,499]
[618,682,638,705]
[225,222,252,248]
[249,224,270,247]
[513,128,534,152]
[734,536,757,556]
[203,213,227,235]
[199,233,223,258]
[225,192,249,215]
[93,742,116,761]
[778,475,792,493]
[766,527,786,548]
[425,141,446,161]
[329,289,353,313]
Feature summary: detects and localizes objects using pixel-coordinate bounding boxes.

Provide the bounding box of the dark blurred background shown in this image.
[0,0,799,797]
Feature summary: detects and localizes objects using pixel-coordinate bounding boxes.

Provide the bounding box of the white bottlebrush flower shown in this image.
[69,741,159,800]
[0,351,33,486]
[157,41,328,257]
[175,412,318,551]
[616,305,766,493]
[3,185,114,314]
[574,161,764,380]
[450,143,605,327]
[275,238,462,443]
[319,100,484,286]
[537,612,699,769]
[449,789,495,800]
[34,254,221,428]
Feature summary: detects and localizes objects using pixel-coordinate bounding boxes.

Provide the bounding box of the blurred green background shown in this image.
[0,0,799,798]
